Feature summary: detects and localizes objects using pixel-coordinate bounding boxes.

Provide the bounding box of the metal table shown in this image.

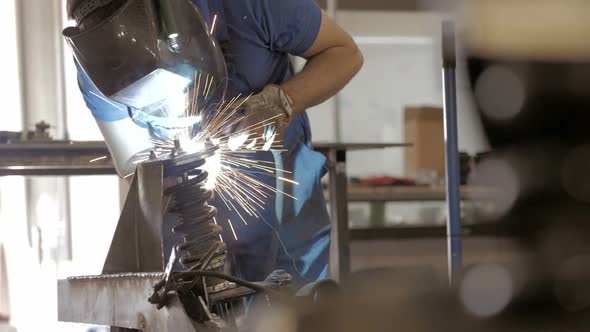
[0,141,115,176]
[0,141,409,282]
[313,143,410,281]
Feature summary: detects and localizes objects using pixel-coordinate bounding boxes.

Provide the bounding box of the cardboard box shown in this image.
[404,106,445,179]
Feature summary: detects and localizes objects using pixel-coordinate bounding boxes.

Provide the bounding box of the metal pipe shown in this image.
[327,149,350,281]
[55,0,70,141]
[14,0,28,136]
[441,20,462,286]
[326,0,338,19]
[326,0,341,142]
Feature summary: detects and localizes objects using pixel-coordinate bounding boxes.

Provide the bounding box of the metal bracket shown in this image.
[102,162,165,274]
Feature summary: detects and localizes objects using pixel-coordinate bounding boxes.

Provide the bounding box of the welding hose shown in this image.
[150,270,277,309]
[175,270,278,295]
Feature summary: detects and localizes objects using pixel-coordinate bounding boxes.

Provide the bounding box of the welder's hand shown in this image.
[227,85,294,151]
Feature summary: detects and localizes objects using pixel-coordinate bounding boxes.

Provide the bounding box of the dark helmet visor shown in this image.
[63,0,227,114]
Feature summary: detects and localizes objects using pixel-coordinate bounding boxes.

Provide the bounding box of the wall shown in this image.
[16,0,67,138]
[1,2,121,331]
[303,11,489,177]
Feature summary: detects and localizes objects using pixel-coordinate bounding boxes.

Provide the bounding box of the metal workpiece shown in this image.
[47,139,421,330]
[148,144,225,273]
[163,148,228,292]
[58,273,211,332]
[155,141,217,177]
[60,145,260,331]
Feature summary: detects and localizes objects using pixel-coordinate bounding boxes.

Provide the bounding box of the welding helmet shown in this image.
[63,0,227,119]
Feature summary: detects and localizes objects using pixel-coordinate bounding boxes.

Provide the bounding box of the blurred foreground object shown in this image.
[250,267,590,332]
[464,0,590,238]
[459,0,590,328]
[464,0,590,147]
[465,0,590,62]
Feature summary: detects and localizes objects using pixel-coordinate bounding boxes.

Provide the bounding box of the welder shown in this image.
[64,0,363,285]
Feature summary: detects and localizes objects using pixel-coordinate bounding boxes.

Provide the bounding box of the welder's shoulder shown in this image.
[225,0,321,55]
[242,0,320,23]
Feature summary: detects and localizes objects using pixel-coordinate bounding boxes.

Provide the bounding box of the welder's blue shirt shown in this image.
[210,0,330,285]
[77,0,330,285]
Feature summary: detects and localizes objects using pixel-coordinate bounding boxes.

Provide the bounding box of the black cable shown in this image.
[174,270,273,294]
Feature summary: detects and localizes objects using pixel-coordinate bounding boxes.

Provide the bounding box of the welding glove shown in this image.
[227,85,294,151]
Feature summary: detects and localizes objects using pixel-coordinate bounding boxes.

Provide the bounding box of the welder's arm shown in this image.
[281,12,363,115]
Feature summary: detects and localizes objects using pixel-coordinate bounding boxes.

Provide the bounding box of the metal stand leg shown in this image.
[442,21,463,286]
[328,149,351,282]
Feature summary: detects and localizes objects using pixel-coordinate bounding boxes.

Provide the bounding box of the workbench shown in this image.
[328,184,502,241]
[313,143,410,281]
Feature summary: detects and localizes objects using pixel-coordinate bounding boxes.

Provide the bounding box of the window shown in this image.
[60,1,122,277]
[0,0,27,328]
[0,0,22,131]
[62,9,102,140]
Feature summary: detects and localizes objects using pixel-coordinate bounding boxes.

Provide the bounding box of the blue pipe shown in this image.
[442,21,463,286]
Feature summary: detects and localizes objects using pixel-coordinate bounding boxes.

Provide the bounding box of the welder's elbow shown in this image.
[349,42,364,76]
[353,46,364,74]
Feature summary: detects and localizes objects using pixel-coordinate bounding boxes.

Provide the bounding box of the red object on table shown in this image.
[359,176,416,186]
